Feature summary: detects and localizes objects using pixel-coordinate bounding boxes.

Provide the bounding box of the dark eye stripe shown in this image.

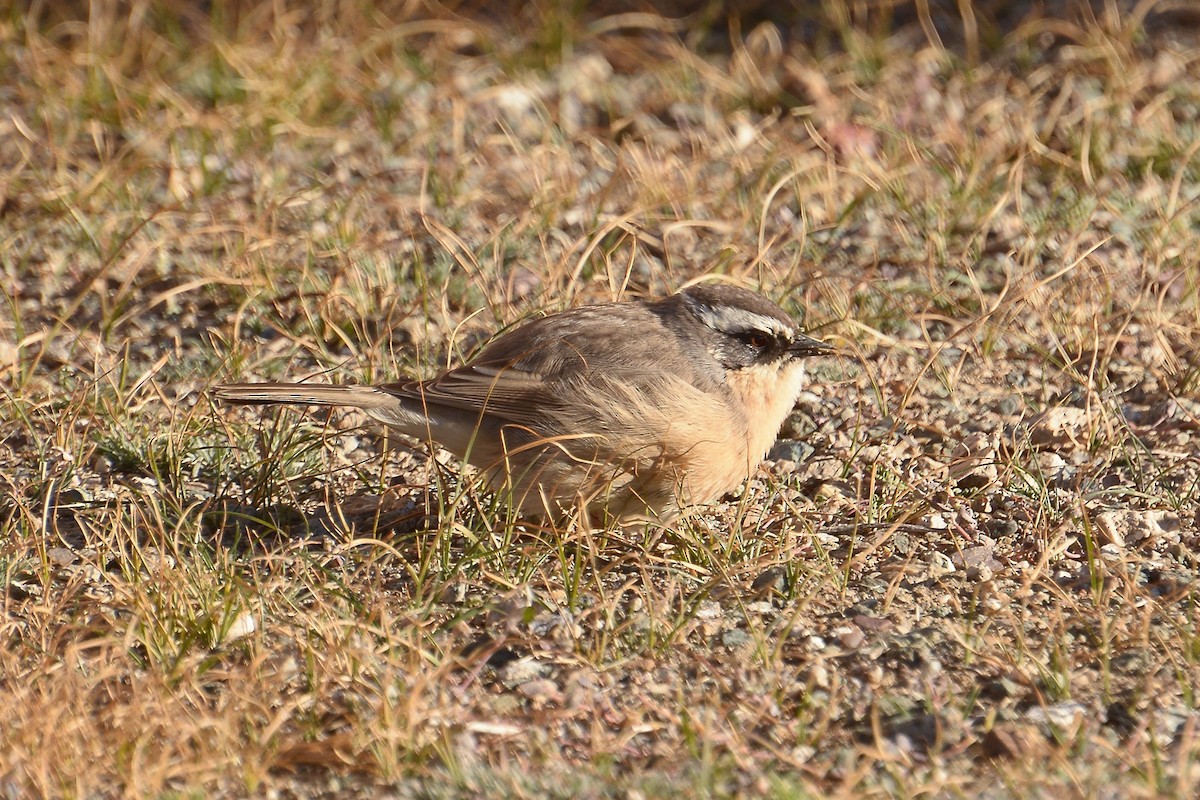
[738,330,774,350]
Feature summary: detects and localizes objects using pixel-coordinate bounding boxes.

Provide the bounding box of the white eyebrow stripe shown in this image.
[687,303,794,339]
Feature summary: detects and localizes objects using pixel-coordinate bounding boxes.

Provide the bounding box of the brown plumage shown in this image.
[215,284,832,523]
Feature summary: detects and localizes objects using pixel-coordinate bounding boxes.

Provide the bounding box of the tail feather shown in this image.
[214,382,397,409]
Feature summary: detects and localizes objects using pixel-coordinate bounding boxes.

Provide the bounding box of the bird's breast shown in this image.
[725,360,808,463]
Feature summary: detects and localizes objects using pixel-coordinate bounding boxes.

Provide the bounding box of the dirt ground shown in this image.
[3,1,1200,797]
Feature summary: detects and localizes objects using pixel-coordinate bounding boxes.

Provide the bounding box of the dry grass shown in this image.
[4,0,1200,796]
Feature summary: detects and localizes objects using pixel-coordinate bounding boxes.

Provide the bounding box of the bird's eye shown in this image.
[741,332,769,349]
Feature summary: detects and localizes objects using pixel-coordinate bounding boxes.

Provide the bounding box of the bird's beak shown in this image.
[788,333,836,357]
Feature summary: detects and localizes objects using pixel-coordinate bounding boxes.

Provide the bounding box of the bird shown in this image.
[214,283,833,524]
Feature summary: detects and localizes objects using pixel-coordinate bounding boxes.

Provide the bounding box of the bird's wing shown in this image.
[377,361,559,428]
[376,303,649,427]
[379,297,727,436]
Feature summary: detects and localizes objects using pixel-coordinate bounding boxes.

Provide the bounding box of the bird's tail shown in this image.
[213,383,397,409]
